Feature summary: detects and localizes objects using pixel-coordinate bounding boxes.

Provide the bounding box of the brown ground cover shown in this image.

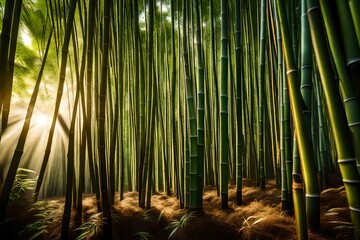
[0,175,353,239]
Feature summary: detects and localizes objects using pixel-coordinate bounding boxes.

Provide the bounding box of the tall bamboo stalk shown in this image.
[277,0,320,231]
[258,0,266,190]
[220,0,229,209]
[61,49,81,240]
[182,0,198,210]
[1,0,22,132]
[235,0,243,205]
[0,0,15,139]
[84,0,101,211]
[98,0,112,237]
[194,0,204,209]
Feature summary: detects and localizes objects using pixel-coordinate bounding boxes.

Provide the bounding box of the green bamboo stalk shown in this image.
[335,0,360,100]
[194,0,205,209]
[1,0,22,131]
[84,0,101,211]
[170,0,181,203]
[76,120,86,224]
[314,77,328,190]
[300,0,313,145]
[289,0,298,66]
[307,0,360,237]
[140,0,156,208]
[210,0,220,197]
[182,0,198,209]
[72,10,88,224]
[277,0,320,231]
[235,0,243,205]
[0,0,15,139]
[283,59,292,210]
[291,1,312,237]
[220,0,229,209]
[272,0,288,206]
[61,51,81,240]
[117,0,125,201]
[348,0,360,44]
[133,0,143,205]
[266,7,279,183]
[258,0,266,190]
[293,133,307,240]
[98,0,112,237]
[292,173,308,240]
[108,2,119,207]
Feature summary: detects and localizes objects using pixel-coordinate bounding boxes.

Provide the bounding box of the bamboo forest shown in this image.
[0,0,360,239]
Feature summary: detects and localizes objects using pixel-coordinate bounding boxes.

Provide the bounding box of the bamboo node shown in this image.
[305,194,320,198]
[338,158,356,164]
[349,122,360,127]
[350,206,360,213]
[286,69,297,75]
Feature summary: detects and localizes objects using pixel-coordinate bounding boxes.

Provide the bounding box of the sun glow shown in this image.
[34,113,50,127]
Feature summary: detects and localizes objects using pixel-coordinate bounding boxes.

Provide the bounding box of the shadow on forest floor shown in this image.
[0,173,354,240]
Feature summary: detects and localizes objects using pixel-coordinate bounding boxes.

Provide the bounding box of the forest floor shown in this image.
[0,173,354,240]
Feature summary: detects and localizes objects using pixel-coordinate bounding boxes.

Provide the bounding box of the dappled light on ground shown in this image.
[0,178,353,239]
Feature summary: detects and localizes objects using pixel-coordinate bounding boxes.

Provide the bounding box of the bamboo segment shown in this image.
[293,173,308,240]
